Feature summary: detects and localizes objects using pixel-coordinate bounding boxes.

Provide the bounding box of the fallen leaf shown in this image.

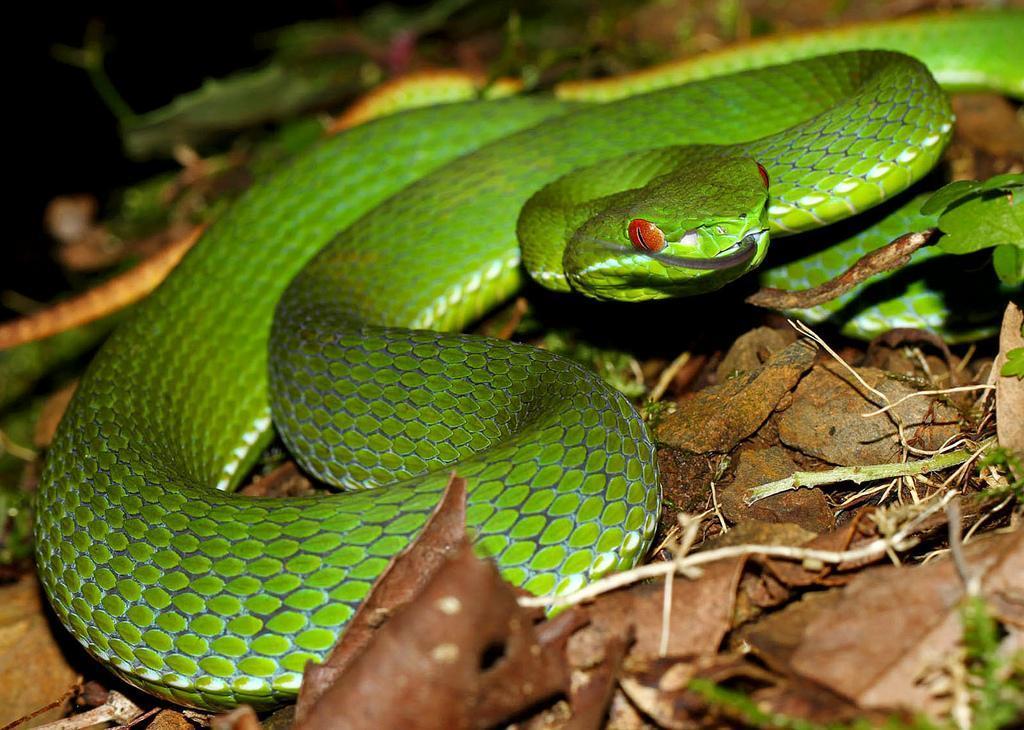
[714,326,797,381]
[563,628,631,730]
[0,576,79,726]
[717,446,834,533]
[777,362,960,465]
[995,301,1024,459]
[950,94,1024,180]
[586,557,746,661]
[209,706,260,730]
[759,508,877,588]
[238,461,316,499]
[296,474,473,714]
[654,447,716,531]
[294,475,580,729]
[753,528,1023,715]
[750,679,900,727]
[707,520,816,618]
[739,590,847,673]
[656,338,816,453]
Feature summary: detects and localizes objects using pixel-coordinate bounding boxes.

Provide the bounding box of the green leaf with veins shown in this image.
[920,174,1024,286]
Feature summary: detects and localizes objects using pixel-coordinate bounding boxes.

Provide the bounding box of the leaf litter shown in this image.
[3,1,1024,728]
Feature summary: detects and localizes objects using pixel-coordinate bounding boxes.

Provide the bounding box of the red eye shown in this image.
[756,162,770,188]
[628,219,666,253]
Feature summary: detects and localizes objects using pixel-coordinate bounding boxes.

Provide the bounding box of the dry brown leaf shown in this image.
[778,528,1019,716]
[562,629,631,730]
[586,557,746,661]
[654,447,716,531]
[296,474,473,715]
[758,508,878,588]
[0,576,79,726]
[777,362,960,464]
[750,679,900,727]
[715,326,797,381]
[211,706,260,730]
[995,301,1024,460]
[294,475,579,729]
[656,338,816,453]
[738,590,846,672]
[238,462,316,499]
[949,94,1024,179]
[718,446,834,532]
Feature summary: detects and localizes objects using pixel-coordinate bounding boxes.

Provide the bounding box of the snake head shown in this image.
[564,156,771,301]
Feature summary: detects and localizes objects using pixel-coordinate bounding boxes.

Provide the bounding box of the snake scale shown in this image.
[35,10,1023,709]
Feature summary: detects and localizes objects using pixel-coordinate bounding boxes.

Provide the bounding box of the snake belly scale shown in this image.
[35,12,1022,710]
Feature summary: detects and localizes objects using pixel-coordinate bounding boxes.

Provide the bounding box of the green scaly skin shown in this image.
[35,12,1022,710]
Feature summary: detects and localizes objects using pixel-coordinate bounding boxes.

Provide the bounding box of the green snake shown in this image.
[34,10,1023,710]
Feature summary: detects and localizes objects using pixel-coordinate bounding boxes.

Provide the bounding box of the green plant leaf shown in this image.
[992,244,1024,286]
[920,179,983,215]
[931,177,1024,256]
[1003,346,1024,379]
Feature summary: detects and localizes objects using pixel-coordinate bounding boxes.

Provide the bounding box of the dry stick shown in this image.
[657,513,701,656]
[0,682,80,730]
[945,495,981,596]
[0,226,203,350]
[0,429,36,461]
[791,320,886,401]
[743,439,992,504]
[29,692,143,730]
[648,351,691,402]
[746,229,937,310]
[793,318,962,458]
[862,384,995,417]
[112,706,161,730]
[520,491,956,611]
[659,571,673,658]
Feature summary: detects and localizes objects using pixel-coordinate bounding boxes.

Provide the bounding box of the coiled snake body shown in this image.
[36,10,1023,709]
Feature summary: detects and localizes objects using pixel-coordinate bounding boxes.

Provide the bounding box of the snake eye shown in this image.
[756,162,770,188]
[628,219,666,253]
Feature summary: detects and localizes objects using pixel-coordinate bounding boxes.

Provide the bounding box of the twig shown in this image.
[861,384,995,417]
[0,682,80,730]
[495,297,529,340]
[659,570,673,658]
[520,494,954,611]
[0,227,202,350]
[51,23,136,122]
[746,229,937,310]
[648,351,691,403]
[945,496,980,596]
[29,692,142,730]
[710,480,728,532]
[791,320,886,402]
[0,430,37,462]
[743,440,990,504]
[792,319,967,458]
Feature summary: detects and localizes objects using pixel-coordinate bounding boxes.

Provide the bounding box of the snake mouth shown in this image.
[647,228,765,271]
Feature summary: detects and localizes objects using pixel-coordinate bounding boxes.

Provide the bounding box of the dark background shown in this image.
[10,2,353,296]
